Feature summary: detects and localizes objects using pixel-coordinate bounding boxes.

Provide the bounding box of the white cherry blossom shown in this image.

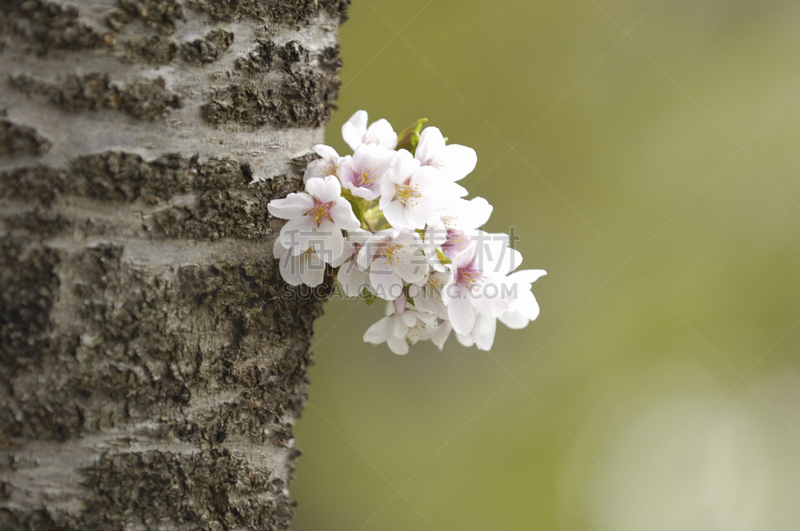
[410,269,451,320]
[304,144,341,183]
[335,229,372,297]
[363,297,440,355]
[415,126,477,181]
[268,175,360,260]
[499,269,547,329]
[273,237,346,288]
[342,110,398,151]
[443,232,545,350]
[337,144,396,200]
[425,196,493,265]
[357,229,427,300]
[379,149,467,230]
[267,111,547,354]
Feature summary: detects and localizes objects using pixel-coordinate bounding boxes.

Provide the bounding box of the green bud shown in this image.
[396,118,428,153]
[361,286,379,306]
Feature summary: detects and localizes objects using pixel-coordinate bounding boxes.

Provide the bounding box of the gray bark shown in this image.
[0,0,348,528]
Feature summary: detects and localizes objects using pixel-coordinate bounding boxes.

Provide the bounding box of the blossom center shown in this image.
[423,160,444,170]
[306,200,334,227]
[377,243,404,266]
[456,263,484,290]
[362,133,380,146]
[425,276,444,299]
[353,166,378,187]
[395,183,421,206]
[406,321,426,341]
[323,161,338,176]
[300,248,316,263]
[443,228,468,254]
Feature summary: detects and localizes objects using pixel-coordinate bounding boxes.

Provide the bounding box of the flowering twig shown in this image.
[267,110,546,354]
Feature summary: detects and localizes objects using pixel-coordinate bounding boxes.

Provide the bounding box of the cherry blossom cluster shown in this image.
[268,110,546,354]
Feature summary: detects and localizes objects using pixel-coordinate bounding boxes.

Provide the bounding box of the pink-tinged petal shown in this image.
[272,236,288,259]
[424,222,448,247]
[370,261,404,300]
[315,219,344,261]
[278,253,303,286]
[404,201,437,229]
[365,119,397,149]
[304,160,327,182]
[305,175,341,202]
[363,316,391,344]
[388,149,420,184]
[330,240,351,268]
[387,336,409,355]
[394,249,428,283]
[415,127,446,165]
[279,217,315,255]
[473,314,497,351]
[267,193,314,219]
[348,185,380,201]
[356,245,374,270]
[473,279,512,317]
[393,296,407,315]
[342,110,368,150]
[438,144,477,181]
[378,179,396,210]
[329,199,360,231]
[447,295,477,336]
[314,144,339,161]
[393,315,410,336]
[299,252,326,287]
[382,200,409,229]
[337,260,369,297]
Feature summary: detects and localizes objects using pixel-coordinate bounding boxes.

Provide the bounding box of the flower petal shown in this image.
[299,252,326,287]
[415,126,446,166]
[438,144,477,181]
[315,219,344,261]
[329,199,360,231]
[366,119,397,149]
[447,295,477,336]
[363,316,390,344]
[305,175,341,202]
[387,336,409,355]
[314,144,339,161]
[370,260,405,300]
[473,314,497,351]
[279,217,315,255]
[342,110,368,150]
[267,193,314,219]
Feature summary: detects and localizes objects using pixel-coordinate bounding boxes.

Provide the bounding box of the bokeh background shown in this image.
[290,0,800,529]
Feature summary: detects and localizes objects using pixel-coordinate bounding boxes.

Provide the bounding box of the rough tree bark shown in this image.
[0,0,347,528]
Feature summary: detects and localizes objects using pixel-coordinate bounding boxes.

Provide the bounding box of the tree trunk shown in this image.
[0,0,347,528]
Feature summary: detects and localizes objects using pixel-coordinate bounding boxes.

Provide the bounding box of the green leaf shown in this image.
[436,249,452,265]
[361,286,379,306]
[396,118,428,153]
[341,189,365,225]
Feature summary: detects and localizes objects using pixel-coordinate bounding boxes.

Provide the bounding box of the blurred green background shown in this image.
[290,0,800,529]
